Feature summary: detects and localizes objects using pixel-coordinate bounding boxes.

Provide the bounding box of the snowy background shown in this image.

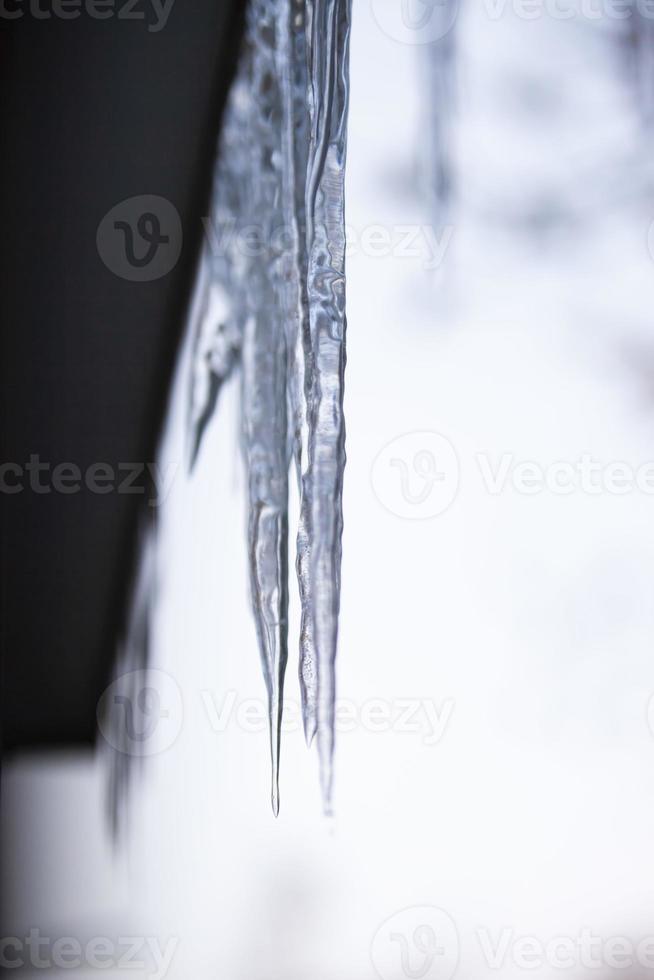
[6,1,654,978]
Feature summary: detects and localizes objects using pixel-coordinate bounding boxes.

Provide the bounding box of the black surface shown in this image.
[0,0,245,747]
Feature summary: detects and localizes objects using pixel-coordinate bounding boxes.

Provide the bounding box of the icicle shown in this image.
[296,0,351,812]
[276,0,316,746]
[103,514,157,835]
[187,0,295,812]
[237,0,293,816]
[185,0,351,815]
[420,1,457,219]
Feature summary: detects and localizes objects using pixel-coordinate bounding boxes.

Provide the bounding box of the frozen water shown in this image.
[187,0,351,812]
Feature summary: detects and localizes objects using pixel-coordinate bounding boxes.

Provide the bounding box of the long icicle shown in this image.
[240,0,292,816]
[277,0,318,747]
[298,0,351,812]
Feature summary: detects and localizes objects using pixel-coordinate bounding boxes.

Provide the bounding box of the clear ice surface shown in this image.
[188,0,351,814]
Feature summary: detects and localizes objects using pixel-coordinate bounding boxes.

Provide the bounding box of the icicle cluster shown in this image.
[189,0,351,814]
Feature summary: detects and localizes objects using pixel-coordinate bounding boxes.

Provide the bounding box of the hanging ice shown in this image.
[103,514,158,834]
[421,0,457,218]
[188,0,351,814]
[296,0,350,809]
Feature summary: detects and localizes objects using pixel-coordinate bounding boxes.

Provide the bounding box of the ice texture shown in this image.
[188,0,351,814]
